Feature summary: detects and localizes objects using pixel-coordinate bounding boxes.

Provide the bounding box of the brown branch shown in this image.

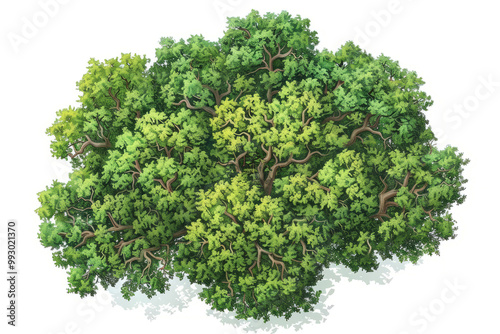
[261,146,326,196]
[254,241,286,280]
[67,206,92,213]
[246,43,293,75]
[150,248,168,271]
[218,151,248,173]
[69,132,111,159]
[301,106,314,127]
[173,96,216,117]
[114,237,144,255]
[263,113,275,127]
[345,113,390,148]
[106,212,133,232]
[323,80,345,95]
[321,110,354,125]
[156,142,176,159]
[423,208,436,222]
[333,80,344,91]
[410,182,428,205]
[221,201,243,231]
[237,27,251,39]
[66,210,76,226]
[121,76,131,90]
[300,239,316,256]
[133,160,142,173]
[75,231,95,248]
[235,132,252,142]
[108,87,121,110]
[235,89,244,102]
[199,238,209,257]
[153,172,178,193]
[268,44,293,72]
[306,171,330,192]
[202,80,231,106]
[139,250,163,279]
[125,160,142,190]
[370,172,411,220]
[257,144,273,186]
[222,271,234,297]
[220,119,235,129]
[124,229,185,273]
[248,261,257,278]
[267,88,280,103]
[125,246,160,270]
[77,188,95,205]
[172,229,187,239]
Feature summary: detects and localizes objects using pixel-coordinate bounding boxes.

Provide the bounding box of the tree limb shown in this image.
[254,241,286,280]
[153,172,178,193]
[345,113,390,148]
[114,237,144,255]
[108,87,121,110]
[202,80,231,106]
[69,132,111,159]
[300,239,316,256]
[222,271,234,297]
[173,96,217,117]
[75,231,95,248]
[321,110,354,124]
[262,146,326,196]
[106,212,133,232]
[267,88,280,103]
[237,27,251,39]
[301,106,314,128]
[370,172,411,220]
[306,171,330,192]
[218,151,248,173]
[246,43,293,75]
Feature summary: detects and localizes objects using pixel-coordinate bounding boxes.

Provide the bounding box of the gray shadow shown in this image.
[108,276,203,321]
[205,256,423,332]
[107,256,422,328]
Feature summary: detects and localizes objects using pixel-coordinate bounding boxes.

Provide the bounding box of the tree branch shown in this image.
[218,151,248,173]
[106,212,133,232]
[237,27,251,39]
[267,88,280,103]
[222,271,234,297]
[263,147,326,196]
[69,133,111,159]
[173,96,216,117]
[345,113,390,148]
[321,110,354,125]
[301,106,314,128]
[75,231,95,248]
[300,239,316,256]
[108,87,121,110]
[246,43,293,75]
[370,172,411,220]
[202,80,231,106]
[254,242,286,280]
[114,237,144,255]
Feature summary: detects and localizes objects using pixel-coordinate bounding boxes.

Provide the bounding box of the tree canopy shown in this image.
[36,9,469,322]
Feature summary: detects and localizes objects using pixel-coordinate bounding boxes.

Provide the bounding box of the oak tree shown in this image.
[37,10,469,322]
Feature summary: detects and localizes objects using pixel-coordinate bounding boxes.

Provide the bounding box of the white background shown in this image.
[1,0,498,333]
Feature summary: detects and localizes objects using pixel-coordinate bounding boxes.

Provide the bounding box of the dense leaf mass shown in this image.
[37,10,469,321]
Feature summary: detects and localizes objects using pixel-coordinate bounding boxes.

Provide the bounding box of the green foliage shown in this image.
[37,10,469,322]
